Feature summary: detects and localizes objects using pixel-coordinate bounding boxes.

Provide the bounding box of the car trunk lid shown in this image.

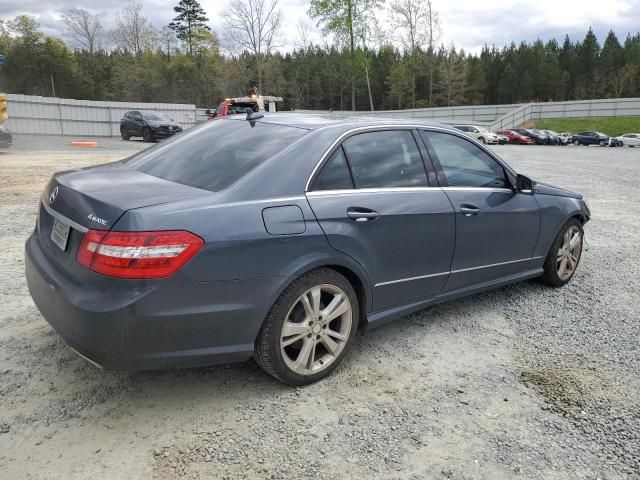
[37,163,209,276]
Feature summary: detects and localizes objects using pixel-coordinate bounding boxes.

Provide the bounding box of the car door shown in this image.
[306,129,455,312]
[420,130,540,291]
[624,134,639,146]
[130,111,143,135]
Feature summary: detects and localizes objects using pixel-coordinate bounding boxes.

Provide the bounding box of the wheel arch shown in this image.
[324,264,369,330]
[274,254,373,330]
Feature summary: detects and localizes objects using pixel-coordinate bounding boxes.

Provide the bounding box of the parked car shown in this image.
[616,133,640,147]
[0,123,12,149]
[495,132,509,144]
[571,131,610,146]
[560,132,573,143]
[120,111,183,142]
[26,116,590,385]
[452,125,500,144]
[511,128,548,145]
[495,129,534,145]
[541,130,567,145]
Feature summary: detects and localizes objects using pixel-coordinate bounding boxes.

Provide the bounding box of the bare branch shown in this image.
[60,8,103,55]
[222,0,282,92]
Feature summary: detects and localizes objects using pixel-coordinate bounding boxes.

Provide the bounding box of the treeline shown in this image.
[1,10,639,110]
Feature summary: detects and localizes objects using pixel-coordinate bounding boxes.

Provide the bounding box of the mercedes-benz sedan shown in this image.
[26,114,590,385]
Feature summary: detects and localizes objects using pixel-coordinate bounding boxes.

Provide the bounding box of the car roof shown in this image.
[225,112,463,133]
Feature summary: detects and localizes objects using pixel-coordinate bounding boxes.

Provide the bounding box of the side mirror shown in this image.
[516,174,536,194]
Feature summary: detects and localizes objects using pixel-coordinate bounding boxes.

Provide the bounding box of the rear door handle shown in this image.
[460,204,481,216]
[347,208,380,222]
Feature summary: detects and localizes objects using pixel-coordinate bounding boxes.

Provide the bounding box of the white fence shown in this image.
[4,94,197,137]
[296,104,521,125]
[3,94,640,136]
[489,98,640,131]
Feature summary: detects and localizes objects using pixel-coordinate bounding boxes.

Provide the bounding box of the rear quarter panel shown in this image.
[114,196,374,311]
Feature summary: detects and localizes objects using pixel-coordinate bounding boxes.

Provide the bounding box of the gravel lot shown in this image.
[0,136,638,479]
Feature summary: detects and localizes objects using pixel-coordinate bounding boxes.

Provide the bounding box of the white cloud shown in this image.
[1,0,638,53]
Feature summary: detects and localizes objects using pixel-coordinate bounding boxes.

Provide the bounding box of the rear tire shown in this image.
[255,268,359,385]
[538,218,584,288]
[573,139,580,146]
[479,137,486,144]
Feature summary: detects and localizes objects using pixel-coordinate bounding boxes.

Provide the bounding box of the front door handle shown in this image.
[460,204,481,216]
[347,208,380,222]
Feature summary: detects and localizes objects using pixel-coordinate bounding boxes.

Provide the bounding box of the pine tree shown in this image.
[168,0,210,56]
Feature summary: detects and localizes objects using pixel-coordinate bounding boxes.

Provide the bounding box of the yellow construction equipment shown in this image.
[0,94,7,123]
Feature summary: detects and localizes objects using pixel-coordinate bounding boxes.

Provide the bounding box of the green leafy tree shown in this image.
[168,0,210,56]
[309,0,382,110]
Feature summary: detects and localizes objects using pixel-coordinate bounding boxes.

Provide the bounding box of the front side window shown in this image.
[422,131,508,189]
[312,147,354,190]
[342,131,428,188]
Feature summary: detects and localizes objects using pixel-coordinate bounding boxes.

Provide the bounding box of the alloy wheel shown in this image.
[280,284,353,376]
[557,225,582,281]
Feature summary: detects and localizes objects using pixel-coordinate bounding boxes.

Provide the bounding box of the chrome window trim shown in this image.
[305,124,517,193]
[306,186,516,197]
[307,187,438,196]
[440,187,514,193]
[41,200,89,233]
[374,256,545,288]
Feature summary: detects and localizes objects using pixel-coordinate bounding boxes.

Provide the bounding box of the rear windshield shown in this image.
[125,119,306,192]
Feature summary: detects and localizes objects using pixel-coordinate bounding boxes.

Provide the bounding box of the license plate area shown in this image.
[51,218,71,251]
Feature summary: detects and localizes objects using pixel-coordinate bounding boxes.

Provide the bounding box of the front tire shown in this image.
[573,139,580,146]
[539,218,584,287]
[255,269,359,385]
[120,127,130,140]
[142,127,154,142]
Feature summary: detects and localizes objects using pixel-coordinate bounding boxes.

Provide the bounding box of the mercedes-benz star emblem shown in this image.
[49,186,59,204]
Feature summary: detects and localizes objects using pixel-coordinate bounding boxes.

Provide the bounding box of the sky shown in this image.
[1,0,640,54]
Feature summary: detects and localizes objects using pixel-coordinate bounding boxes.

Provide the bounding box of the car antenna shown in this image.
[246,108,264,121]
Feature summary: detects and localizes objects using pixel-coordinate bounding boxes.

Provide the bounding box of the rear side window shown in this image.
[313,147,354,190]
[342,131,428,188]
[422,131,507,189]
[125,120,306,192]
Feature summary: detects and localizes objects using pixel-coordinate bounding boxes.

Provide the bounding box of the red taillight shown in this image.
[77,230,204,279]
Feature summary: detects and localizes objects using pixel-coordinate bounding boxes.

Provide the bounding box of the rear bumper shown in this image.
[25,232,273,370]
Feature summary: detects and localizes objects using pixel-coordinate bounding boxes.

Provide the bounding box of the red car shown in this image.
[495,129,534,145]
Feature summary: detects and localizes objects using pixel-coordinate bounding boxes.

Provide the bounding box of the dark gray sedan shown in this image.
[25,114,590,385]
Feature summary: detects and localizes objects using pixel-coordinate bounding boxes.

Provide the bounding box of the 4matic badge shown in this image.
[87,213,108,226]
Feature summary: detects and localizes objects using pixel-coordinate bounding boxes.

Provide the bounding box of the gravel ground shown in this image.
[6,133,150,154]
[0,141,638,480]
